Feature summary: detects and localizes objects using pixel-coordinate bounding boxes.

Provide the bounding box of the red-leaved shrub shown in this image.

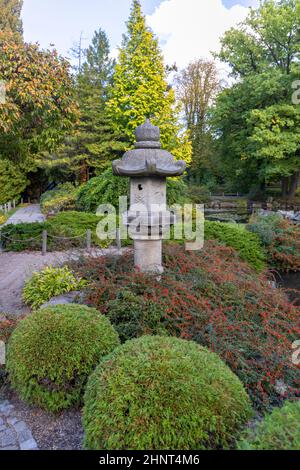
[72,241,300,411]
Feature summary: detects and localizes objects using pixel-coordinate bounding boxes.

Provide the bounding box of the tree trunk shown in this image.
[287,171,300,199]
[78,161,89,184]
[281,177,289,198]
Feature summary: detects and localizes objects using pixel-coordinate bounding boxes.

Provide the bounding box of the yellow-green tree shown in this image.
[108,0,191,164]
[0,0,23,38]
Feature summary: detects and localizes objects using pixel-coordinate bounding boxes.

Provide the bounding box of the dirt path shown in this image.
[0,247,124,315]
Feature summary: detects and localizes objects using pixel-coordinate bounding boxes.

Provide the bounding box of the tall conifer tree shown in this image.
[54,29,123,182]
[108,0,191,163]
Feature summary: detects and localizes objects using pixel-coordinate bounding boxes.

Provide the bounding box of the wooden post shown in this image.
[86,229,92,251]
[42,230,47,256]
[13,199,16,209]
[116,228,121,251]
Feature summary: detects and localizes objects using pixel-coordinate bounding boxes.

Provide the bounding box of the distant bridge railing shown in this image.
[209,193,244,198]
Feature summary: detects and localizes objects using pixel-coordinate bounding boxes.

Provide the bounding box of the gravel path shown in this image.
[3,204,45,226]
[0,251,71,314]
[0,247,125,315]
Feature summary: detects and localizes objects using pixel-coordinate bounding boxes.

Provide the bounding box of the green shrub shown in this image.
[83,336,252,450]
[247,214,283,245]
[0,159,28,205]
[0,313,21,344]
[167,178,190,205]
[46,211,108,248]
[0,313,22,390]
[23,266,87,309]
[247,214,300,271]
[205,221,266,271]
[40,183,77,216]
[107,289,168,342]
[238,401,300,450]
[7,304,120,412]
[0,222,44,251]
[186,184,211,203]
[76,168,129,212]
[76,168,189,212]
[0,211,114,251]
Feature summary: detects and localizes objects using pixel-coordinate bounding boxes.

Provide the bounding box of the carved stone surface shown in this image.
[112,119,186,178]
[112,119,184,273]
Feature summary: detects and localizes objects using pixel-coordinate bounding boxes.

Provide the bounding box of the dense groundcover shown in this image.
[72,241,300,411]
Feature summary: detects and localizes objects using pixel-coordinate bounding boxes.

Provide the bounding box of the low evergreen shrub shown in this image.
[40,183,77,216]
[0,211,114,251]
[83,336,252,450]
[76,168,129,212]
[7,304,120,412]
[107,288,168,342]
[0,222,44,251]
[205,221,266,271]
[238,401,300,450]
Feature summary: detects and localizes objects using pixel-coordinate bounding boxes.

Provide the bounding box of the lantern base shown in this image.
[134,240,164,274]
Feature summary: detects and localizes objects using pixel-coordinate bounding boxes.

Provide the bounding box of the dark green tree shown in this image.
[54,29,123,183]
[213,0,300,198]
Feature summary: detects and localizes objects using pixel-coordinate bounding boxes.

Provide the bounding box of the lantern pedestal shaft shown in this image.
[134,239,163,274]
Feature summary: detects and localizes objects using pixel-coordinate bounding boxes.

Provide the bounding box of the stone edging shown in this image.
[0,401,38,451]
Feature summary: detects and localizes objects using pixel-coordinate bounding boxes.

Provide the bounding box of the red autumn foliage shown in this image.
[72,241,300,411]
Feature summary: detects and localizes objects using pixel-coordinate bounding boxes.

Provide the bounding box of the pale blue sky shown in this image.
[22,0,258,65]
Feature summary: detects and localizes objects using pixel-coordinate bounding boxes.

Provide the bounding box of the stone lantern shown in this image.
[112,119,186,274]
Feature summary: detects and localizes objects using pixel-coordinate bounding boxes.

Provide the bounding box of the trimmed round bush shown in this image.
[83,336,252,450]
[238,401,300,450]
[7,304,120,412]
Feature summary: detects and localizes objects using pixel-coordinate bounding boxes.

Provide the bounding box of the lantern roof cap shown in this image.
[112,119,186,178]
[135,119,160,149]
